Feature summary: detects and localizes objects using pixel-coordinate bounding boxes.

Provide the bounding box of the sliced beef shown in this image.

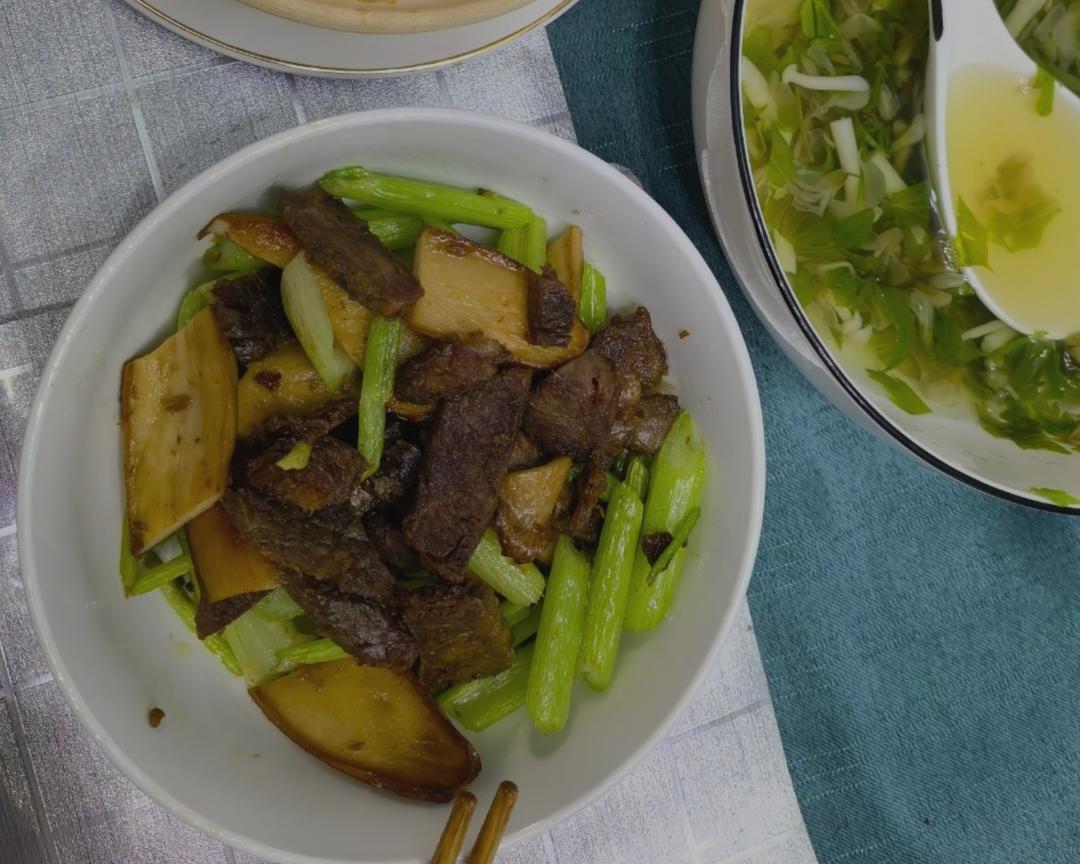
[395,335,510,404]
[403,580,512,692]
[526,266,576,347]
[278,187,421,317]
[282,573,417,669]
[507,433,542,471]
[194,591,266,640]
[246,434,366,514]
[223,487,399,601]
[404,367,532,579]
[640,531,674,565]
[523,352,619,460]
[566,452,612,542]
[355,439,422,514]
[211,269,291,365]
[591,307,668,404]
[365,512,421,572]
[610,393,681,456]
[259,397,357,446]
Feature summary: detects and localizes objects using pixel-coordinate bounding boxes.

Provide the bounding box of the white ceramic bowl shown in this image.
[692,0,1080,513]
[17,109,765,863]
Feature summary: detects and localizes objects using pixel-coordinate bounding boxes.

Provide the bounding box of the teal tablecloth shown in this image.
[549,3,1080,862]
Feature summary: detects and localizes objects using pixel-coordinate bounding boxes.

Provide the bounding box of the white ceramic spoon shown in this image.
[926,0,1080,337]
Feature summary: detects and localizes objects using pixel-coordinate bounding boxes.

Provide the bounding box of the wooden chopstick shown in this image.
[430,791,477,864]
[465,781,519,864]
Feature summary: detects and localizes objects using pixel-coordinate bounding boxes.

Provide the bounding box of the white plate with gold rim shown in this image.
[122,0,577,77]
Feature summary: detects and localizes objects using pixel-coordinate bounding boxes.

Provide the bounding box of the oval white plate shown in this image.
[122,0,576,77]
[18,109,765,864]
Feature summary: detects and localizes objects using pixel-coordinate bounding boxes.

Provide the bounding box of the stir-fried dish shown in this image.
[741,0,1080,460]
[118,168,706,801]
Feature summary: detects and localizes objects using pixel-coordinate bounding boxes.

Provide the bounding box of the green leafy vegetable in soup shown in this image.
[741,0,1080,452]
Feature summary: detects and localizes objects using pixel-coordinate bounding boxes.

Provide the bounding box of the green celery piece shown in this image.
[624,455,649,500]
[497,225,528,263]
[321,166,532,230]
[275,441,312,470]
[1030,488,1080,507]
[1031,67,1055,116]
[119,521,139,596]
[350,208,426,250]
[866,369,931,415]
[252,588,305,622]
[176,280,217,331]
[510,605,542,646]
[521,215,548,273]
[280,253,357,390]
[159,581,242,676]
[440,644,534,732]
[577,479,644,691]
[526,536,590,733]
[129,549,193,596]
[224,611,310,685]
[202,237,261,273]
[275,637,349,670]
[580,262,607,334]
[953,197,989,267]
[357,315,402,478]
[624,412,707,633]
[467,529,546,606]
[647,506,701,585]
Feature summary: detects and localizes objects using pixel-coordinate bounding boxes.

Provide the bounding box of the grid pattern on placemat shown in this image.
[548,3,1080,864]
[0,2,814,863]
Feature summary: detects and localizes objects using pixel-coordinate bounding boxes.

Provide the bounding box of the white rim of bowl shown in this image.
[726,0,1078,516]
[17,108,767,863]
[123,0,578,77]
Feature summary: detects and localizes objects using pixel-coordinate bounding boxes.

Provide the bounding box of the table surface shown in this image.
[0,4,815,862]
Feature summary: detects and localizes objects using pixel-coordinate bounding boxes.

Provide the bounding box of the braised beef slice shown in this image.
[223,487,399,601]
[507,432,542,472]
[365,512,421,572]
[211,269,291,365]
[403,580,512,692]
[194,591,267,640]
[258,397,357,446]
[566,452,613,543]
[526,266,576,347]
[395,335,510,404]
[247,434,366,514]
[523,352,619,460]
[404,367,532,578]
[640,531,674,566]
[278,187,421,317]
[591,307,668,394]
[354,439,422,515]
[282,572,418,669]
[611,393,681,456]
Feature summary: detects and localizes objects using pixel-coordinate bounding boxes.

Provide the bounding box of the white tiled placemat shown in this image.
[0,3,815,861]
